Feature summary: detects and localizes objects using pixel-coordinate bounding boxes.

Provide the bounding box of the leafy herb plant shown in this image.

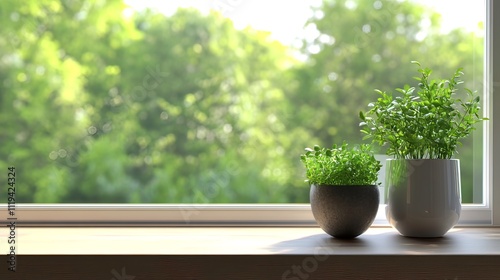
[359,61,488,159]
[300,143,381,186]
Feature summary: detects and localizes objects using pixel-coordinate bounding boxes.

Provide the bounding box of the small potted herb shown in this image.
[300,143,381,238]
[359,61,488,237]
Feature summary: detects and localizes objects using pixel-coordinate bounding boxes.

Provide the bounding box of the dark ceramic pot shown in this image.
[310,184,379,238]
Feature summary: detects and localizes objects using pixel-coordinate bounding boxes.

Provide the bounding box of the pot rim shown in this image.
[311,184,378,187]
[385,158,460,162]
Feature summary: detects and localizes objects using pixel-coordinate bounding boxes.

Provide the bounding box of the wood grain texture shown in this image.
[0,255,499,279]
[0,227,499,279]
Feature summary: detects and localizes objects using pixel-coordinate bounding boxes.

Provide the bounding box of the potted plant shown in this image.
[300,143,382,238]
[359,61,488,237]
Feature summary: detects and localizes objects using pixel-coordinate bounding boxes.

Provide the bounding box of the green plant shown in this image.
[300,143,382,186]
[359,61,488,159]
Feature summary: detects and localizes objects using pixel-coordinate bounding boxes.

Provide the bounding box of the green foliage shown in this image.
[0,0,485,203]
[290,0,485,201]
[360,61,488,159]
[300,143,381,186]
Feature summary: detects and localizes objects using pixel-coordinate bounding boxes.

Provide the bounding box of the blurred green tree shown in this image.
[285,0,483,202]
[0,0,483,203]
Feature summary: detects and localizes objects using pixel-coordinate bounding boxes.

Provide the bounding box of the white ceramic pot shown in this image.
[385,159,461,237]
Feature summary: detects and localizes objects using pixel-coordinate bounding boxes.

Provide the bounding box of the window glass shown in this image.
[0,0,485,203]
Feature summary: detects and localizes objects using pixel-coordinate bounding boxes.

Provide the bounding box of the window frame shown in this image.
[1,0,498,227]
[0,202,494,226]
[489,0,500,226]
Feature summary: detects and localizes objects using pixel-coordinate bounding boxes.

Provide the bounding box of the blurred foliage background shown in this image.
[0,0,484,203]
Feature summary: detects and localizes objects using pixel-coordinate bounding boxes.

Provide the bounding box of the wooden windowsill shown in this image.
[1,226,500,279]
[2,226,500,255]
